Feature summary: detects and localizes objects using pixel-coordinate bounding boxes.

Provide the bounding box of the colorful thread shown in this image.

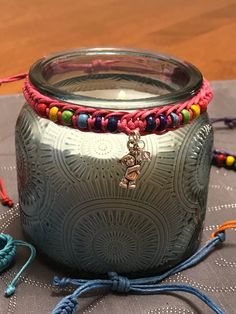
[51,229,230,314]
[211,220,236,238]
[0,72,213,135]
[212,150,236,170]
[22,76,212,135]
[0,233,36,296]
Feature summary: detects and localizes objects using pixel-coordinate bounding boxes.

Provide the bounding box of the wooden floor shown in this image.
[0,0,236,94]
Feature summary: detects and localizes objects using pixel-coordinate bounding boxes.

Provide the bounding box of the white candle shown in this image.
[76,89,157,100]
[72,88,159,110]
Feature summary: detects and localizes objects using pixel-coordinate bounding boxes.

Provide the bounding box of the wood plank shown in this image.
[0,0,235,94]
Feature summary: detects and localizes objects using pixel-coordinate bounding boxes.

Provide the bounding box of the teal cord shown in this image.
[0,233,36,297]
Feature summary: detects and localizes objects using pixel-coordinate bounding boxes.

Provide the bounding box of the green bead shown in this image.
[181,109,190,124]
[62,110,74,125]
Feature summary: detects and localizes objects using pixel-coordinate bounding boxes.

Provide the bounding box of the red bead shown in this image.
[36,103,47,117]
[216,154,226,166]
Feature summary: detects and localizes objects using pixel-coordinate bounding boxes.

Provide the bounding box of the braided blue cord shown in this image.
[0,233,36,296]
[0,234,16,273]
[52,232,226,314]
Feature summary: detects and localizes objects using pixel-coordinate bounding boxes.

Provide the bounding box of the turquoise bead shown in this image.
[77,113,89,129]
[170,112,179,127]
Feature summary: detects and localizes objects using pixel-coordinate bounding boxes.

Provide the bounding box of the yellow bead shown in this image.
[226,155,235,166]
[49,106,59,122]
[191,104,201,119]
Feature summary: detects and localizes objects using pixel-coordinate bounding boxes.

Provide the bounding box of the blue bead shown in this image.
[94,116,102,130]
[77,113,89,129]
[170,112,179,127]
[107,117,118,133]
[156,114,167,131]
[145,115,156,131]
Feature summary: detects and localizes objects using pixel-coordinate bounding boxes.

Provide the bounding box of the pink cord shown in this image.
[0,71,213,135]
[0,177,14,207]
[23,76,212,135]
[0,73,28,85]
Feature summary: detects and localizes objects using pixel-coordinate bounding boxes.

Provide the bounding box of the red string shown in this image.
[0,73,28,86]
[0,177,14,207]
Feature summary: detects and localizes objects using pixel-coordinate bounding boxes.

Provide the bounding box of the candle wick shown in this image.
[117,90,127,100]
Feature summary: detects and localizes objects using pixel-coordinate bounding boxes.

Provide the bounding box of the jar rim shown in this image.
[29,48,203,110]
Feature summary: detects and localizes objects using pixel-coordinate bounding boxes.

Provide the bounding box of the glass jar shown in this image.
[15,48,213,277]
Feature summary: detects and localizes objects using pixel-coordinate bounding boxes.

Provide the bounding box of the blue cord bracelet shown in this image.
[52,232,226,314]
[0,228,227,313]
[0,233,36,296]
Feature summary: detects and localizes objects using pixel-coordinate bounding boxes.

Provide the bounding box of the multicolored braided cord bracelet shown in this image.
[0,73,236,314]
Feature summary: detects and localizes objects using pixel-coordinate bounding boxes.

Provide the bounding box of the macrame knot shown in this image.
[53,277,72,289]
[0,177,14,208]
[1,197,14,208]
[108,272,130,293]
[0,234,16,271]
[224,117,236,129]
[52,295,78,314]
[217,231,226,242]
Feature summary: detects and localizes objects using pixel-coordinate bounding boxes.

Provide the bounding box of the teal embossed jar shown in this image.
[15,48,213,277]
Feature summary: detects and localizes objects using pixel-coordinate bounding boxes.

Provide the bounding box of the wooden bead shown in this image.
[107,117,118,132]
[226,155,235,167]
[77,113,89,129]
[156,114,167,131]
[145,115,156,131]
[49,106,59,122]
[61,110,74,125]
[181,109,190,124]
[36,103,47,117]
[94,115,102,130]
[170,112,179,127]
[191,104,201,119]
[216,154,226,166]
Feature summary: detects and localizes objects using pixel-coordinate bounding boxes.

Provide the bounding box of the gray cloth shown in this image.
[0,81,236,314]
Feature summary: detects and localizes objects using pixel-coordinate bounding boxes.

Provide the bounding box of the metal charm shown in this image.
[119,131,151,189]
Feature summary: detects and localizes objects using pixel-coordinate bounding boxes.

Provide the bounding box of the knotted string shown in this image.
[0,233,36,296]
[211,117,236,129]
[0,178,14,208]
[51,230,230,314]
[0,73,27,85]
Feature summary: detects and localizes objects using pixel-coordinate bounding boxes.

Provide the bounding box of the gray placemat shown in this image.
[0,81,236,314]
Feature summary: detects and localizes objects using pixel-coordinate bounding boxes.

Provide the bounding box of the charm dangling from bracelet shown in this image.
[119,131,151,189]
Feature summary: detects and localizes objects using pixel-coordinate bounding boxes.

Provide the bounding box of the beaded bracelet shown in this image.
[22,74,213,189]
[212,149,236,170]
[23,76,212,136]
